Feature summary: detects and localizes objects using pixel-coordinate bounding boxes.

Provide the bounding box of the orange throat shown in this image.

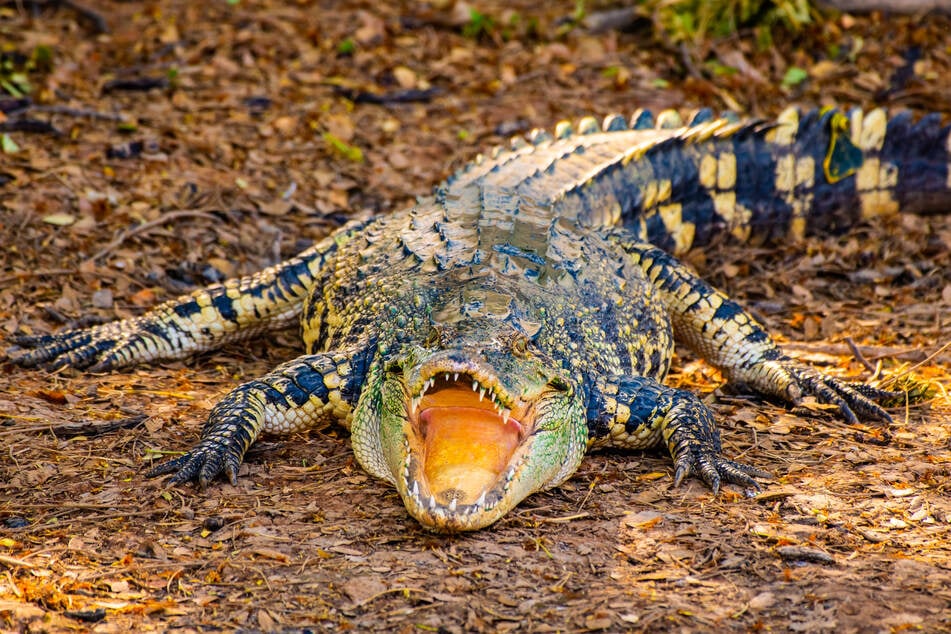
[415,385,525,506]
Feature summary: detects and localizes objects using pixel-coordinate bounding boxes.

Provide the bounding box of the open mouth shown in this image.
[403,372,531,517]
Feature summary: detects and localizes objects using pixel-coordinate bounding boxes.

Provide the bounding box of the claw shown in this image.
[673,464,688,488]
[224,460,240,486]
[672,451,767,495]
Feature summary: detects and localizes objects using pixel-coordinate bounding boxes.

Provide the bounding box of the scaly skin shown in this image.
[8,107,951,531]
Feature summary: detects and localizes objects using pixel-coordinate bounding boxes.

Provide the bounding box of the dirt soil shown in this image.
[1,1,950,632]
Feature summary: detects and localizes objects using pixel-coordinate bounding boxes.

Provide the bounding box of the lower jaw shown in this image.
[399,464,516,532]
[402,493,510,532]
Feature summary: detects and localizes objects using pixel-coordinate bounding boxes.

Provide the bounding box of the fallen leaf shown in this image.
[42,213,76,226]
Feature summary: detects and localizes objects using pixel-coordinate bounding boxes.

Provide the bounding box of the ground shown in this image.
[1,1,950,632]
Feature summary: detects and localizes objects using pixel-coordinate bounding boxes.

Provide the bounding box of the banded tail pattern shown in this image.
[442,107,951,255]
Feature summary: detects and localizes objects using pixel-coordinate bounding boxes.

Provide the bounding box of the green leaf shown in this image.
[1,133,19,154]
[782,66,808,87]
[323,132,364,163]
[337,38,356,55]
[0,78,24,98]
[462,8,494,39]
[31,44,54,71]
[573,0,586,22]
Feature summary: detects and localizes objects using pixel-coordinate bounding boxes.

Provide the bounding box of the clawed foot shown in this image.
[147,439,244,489]
[6,318,165,372]
[672,451,770,494]
[147,383,266,490]
[664,395,770,495]
[754,356,898,425]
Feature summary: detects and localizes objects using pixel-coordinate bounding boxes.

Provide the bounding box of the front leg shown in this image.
[587,376,767,493]
[148,349,365,488]
[616,237,896,424]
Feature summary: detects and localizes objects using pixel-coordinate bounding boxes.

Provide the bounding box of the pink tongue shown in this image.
[421,406,521,504]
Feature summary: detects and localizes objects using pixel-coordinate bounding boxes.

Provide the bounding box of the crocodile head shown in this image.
[351,338,588,532]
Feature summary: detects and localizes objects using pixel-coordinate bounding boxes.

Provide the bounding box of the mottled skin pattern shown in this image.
[8,107,951,531]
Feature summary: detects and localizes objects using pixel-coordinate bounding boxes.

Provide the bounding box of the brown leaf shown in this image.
[341,575,387,604]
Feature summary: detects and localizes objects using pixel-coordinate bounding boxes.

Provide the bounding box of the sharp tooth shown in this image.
[475,491,487,508]
[472,380,479,392]
[445,373,450,382]
[479,388,485,402]
[449,498,457,512]
[454,373,459,382]
[429,495,436,509]
[412,480,419,498]
[502,409,510,425]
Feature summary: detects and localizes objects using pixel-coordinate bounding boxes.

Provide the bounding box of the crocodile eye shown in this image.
[511,336,530,356]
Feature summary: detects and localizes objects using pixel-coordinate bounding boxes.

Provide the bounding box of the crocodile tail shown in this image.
[630,107,951,254]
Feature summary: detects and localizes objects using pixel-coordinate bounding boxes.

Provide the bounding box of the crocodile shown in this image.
[8,107,951,532]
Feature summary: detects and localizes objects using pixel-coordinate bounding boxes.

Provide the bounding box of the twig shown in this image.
[12,502,150,510]
[29,104,129,122]
[536,512,591,523]
[886,340,951,382]
[58,0,108,33]
[88,209,222,262]
[0,554,35,569]
[330,85,443,105]
[0,97,31,115]
[2,0,108,33]
[844,336,876,373]
[678,42,703,79]
[102,76,170,93]
[818,0,951,13]
[776,545,836,565]
[0,118,62,135]
[580,7,640,33]
[47,413,148,439]
[352,587,431,609]
[0,268,75,286]
[782,341,951,365]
